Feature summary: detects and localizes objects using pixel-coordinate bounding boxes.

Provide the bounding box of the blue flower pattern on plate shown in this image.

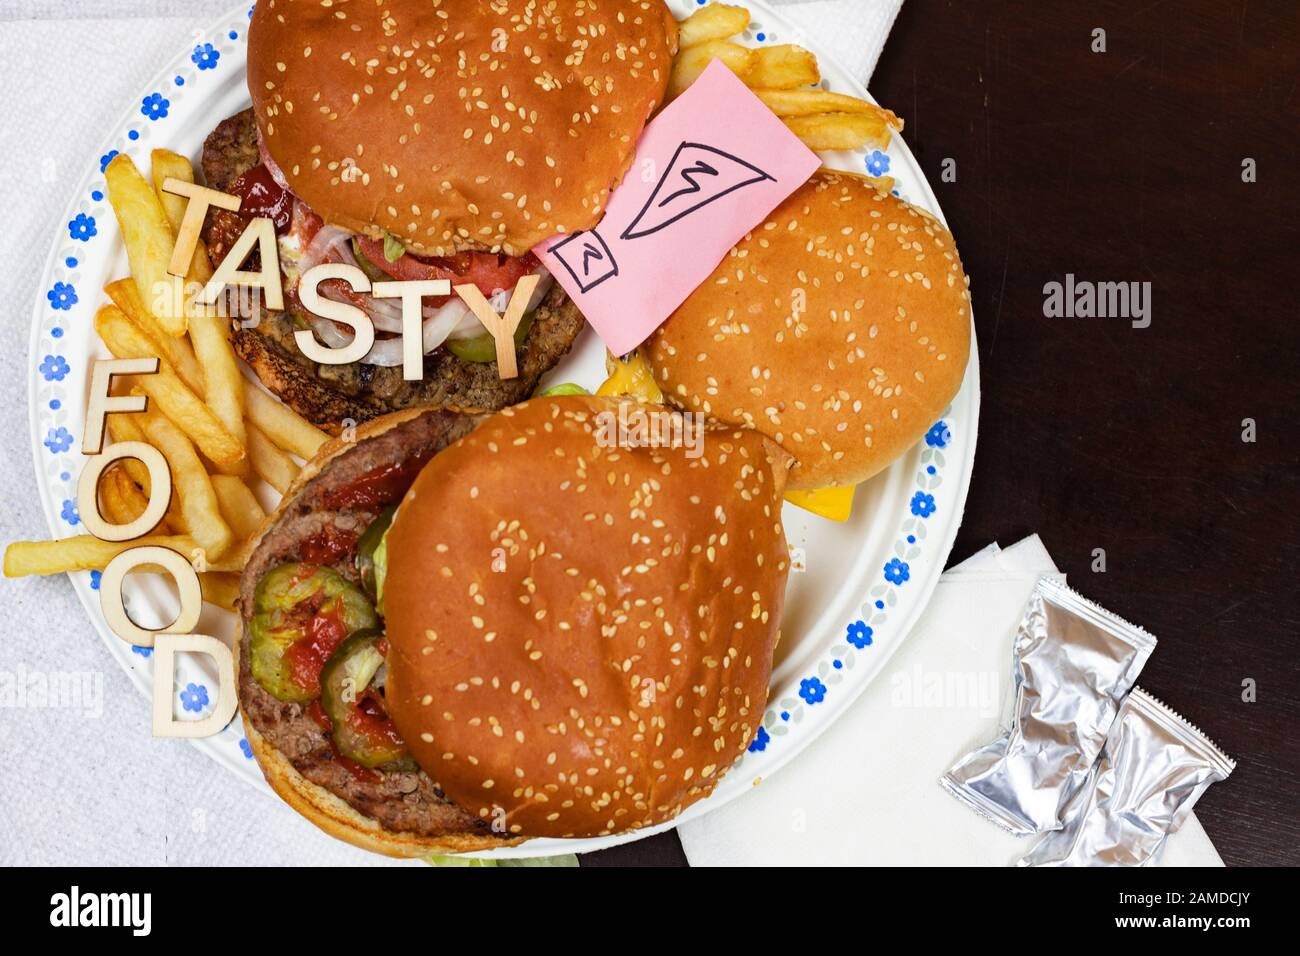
[60,499,79,526]
[40,354,70,381]
[47,282,77,311]
[748,726,770,753]
[141,92,170,120]
[910,491,936,518]
[192,43,220,70]
[180,683,209,713]
[43,427,73,454]
[866,149,891,177]
[799,677,827,705]
[131,644,152,658]
[68,213,97,241]
[925,421,951,448]
[884,557,910,585]
[99,150,119,172]
[846,620,873,649]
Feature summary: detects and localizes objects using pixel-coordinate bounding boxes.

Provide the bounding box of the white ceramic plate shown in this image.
[27,0,979,858]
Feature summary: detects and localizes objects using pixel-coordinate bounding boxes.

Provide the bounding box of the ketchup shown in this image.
[298,525,359,565]
[281,603,350,697]
[350,696,407,751]
[336,755,383,784]
[322,449,435,510]
[306,699,333,732]
[228,164,294,233]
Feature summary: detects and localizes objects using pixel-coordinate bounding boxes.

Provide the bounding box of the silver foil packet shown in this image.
[1021,687,1235,866]
[940,578,1157,835]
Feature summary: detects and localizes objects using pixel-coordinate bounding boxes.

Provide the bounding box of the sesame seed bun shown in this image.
[648,170,972,491]
[248,0,678,257]
[382,396,794,839]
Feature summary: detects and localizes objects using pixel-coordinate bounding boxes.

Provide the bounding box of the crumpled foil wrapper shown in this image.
[940,578,1157,835]
[1020,687,1235,866]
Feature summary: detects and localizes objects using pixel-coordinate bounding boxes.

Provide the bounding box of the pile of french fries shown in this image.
[672,2,902,184]
[4,149,328,612]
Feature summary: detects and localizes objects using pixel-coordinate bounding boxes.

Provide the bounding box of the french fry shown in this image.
[99,467,166,534]
[211,475,267,541]
[246,422,299,495]
[95,305,244,468]
[96,467,135,527]
[105,278,204,394]
[104,413,187,534]
[204,543,253,574]
[242,381,327,461]
[148,152,250,474]
[746,43,820,89]
[199,572,241,611]
[138,404,234,561]
[755,89,902,128]
[104,154,188,336]
[150,149,215,283]
[677,4,750,47]
[3,535,196,577]
[668,39,755,98]
[189,310,247,476]
[782,112,894,152]
[145,153,248,475]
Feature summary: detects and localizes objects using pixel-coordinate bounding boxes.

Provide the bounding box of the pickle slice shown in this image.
[319,629,411,768]
[248,563,378,702]
[355,506,396,602]
[446,311,535,363]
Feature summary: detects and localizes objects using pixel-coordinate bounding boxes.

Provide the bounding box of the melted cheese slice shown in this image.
[596,351,664,403]
[784,484,856,522]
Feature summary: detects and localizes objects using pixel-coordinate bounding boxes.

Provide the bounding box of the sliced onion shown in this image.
[310,297,473,367]
[298,223,354,275]
[308,315,352,350]
[421,298,472,352]
[359,337,406,367]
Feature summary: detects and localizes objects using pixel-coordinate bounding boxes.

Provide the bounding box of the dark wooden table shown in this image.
[584,0,1300,867]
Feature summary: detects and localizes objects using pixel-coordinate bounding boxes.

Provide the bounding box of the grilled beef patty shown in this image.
[238,409,493,838]
[201,109,586,432]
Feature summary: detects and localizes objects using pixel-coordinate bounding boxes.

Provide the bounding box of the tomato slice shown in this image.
[352,236,538,296]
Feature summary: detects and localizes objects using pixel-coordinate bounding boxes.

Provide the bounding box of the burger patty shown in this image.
[201,109,586,431]
[238,409,494,839]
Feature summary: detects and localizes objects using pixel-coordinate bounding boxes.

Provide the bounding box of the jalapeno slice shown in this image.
[248,564,379,702]
[354,506,396,602]
[319,629,412,769]
[446,310,535,363]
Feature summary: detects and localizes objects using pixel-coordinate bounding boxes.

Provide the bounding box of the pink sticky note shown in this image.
[534,59,820,356]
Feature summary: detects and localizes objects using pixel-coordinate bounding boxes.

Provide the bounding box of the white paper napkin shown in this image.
[677,535,1224,866]
[770,0,903,84]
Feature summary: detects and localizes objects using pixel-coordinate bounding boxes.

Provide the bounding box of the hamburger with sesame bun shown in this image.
[201,0,678,431]
[236,396,793,853]
[647,169,972,491]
